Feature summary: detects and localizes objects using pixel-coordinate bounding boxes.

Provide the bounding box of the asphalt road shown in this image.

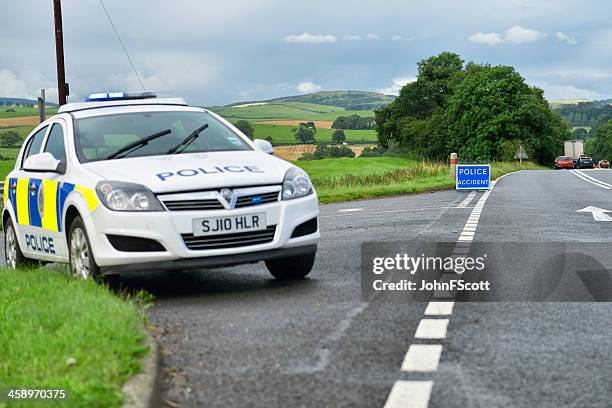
[6,168,612,407]
[116,168,612,408]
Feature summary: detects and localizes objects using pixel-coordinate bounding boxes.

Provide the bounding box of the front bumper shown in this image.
[83,192,320,270]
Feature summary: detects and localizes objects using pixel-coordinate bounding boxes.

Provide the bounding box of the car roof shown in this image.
[68,103,207,120]
[58,97,188,114]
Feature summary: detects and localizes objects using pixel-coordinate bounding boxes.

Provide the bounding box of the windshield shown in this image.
[74,110,251,163]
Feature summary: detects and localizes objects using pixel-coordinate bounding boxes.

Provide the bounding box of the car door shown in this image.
[9,119,70,261]
[8,124,50,260]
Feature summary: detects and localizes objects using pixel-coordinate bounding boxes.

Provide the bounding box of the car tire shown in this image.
[68,216,100,280]
[265,252,316,280]
[4,218,38,269]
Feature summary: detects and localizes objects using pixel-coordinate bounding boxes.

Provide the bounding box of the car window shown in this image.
[74,110,252,163]
[44,124,67,162]
[22,126,48,167]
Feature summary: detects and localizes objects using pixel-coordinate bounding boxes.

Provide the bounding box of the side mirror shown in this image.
[253,139,274,154]
[23,152,62,173]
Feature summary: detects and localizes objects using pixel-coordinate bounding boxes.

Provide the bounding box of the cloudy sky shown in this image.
[2,0,612,105]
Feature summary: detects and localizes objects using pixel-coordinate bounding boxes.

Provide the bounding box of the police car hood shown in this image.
[82,151,292,193]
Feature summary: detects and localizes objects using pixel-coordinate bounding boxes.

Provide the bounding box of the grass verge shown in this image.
[0,268,150,408]
[294,158,546,203]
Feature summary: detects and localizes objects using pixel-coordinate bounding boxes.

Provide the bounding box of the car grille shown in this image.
[164,199,225,211]
[159,187,281,211]
[181,225,277,250]
[235,192,280,208]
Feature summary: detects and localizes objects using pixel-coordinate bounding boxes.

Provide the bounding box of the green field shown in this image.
[211,102,374,122]
[0,106,57,118]
[0,267,149,407]
[252,123,377,144]
[294,157,546,203]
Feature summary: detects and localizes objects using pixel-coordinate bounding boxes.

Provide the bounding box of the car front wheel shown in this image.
[265,252,316,280]
[68,216,100,280]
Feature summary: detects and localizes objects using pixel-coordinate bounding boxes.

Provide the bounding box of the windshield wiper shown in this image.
[105,129,173,160]
[166,123,209,155]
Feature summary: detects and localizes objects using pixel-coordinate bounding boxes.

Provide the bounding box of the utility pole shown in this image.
[53,0,68,106]
[38,89,46,123]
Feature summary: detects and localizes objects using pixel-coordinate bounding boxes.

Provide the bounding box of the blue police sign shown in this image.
[456,164,490,190]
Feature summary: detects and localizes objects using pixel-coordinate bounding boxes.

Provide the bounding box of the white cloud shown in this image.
[468,26,545,46]
[344,35,361,41]
[555,32,578,45]
[468,32,503,45]
[282,33,337,43]
[0,69,35,99]
[505,25,545,43]
[377,77,416,95]
[365,33,380,40]
[539,83,604,101]
[297,82,322,93]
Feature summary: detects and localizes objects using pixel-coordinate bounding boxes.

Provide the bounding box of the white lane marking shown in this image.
[456,191,477,208]
[424,301,454,315]
[575,170,612,188]
[577,206,612,222]
[384,381,433,408]
[322,206,466,218]
[415,319,449,339]
[337,208,363,213]
[570,169,612,189]
[401,344,444,372]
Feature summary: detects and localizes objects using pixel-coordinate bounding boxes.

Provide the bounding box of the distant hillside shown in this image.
[229,90,395,111]
[0,97,57,107]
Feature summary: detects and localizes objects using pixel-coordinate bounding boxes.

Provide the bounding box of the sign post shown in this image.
[456,164,491,190]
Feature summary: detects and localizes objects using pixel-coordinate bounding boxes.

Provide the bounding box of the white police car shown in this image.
[3,92,319,279]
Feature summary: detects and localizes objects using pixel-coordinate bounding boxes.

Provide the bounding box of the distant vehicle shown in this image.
[577,155,594,169]
[564,140,584,160]
[554,156,574,169]
[599,160,610,169]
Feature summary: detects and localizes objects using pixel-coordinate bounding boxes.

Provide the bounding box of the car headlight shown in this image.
[96,181,164,211]
[282,167,313,200]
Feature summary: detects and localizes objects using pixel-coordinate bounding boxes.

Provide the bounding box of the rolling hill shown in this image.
[227,90,395,111]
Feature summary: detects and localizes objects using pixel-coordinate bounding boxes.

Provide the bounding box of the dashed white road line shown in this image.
[401,344,444,372]
[414,319,449,339]
[384,381,433,408]
[383,175,505,408]
[337,208,364,213]
[424,301,454,315]
[570,169,612,189]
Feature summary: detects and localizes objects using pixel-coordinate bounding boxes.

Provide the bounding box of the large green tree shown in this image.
[374,52,567,165]
[444,63,567,164]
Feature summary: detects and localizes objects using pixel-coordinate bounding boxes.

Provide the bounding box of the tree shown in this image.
[294,125,316,143]
[332,129,346,143]
[375,52,464,147]
[299,121,317,134]
[572,127,588,140]
[444,63,567,164]
[0,131,22,148]
[234,120,254,139]
[589,120,612,161]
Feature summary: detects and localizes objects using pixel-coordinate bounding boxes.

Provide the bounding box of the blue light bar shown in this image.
[85,91,157,102]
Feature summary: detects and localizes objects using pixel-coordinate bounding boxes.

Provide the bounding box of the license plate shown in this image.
[192,213,267,237]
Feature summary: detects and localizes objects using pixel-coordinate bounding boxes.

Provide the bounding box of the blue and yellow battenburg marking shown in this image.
[5,177,98,232]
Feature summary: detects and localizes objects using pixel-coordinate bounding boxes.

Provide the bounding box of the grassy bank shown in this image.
[294,157,546,203]
[0,268,149,407]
